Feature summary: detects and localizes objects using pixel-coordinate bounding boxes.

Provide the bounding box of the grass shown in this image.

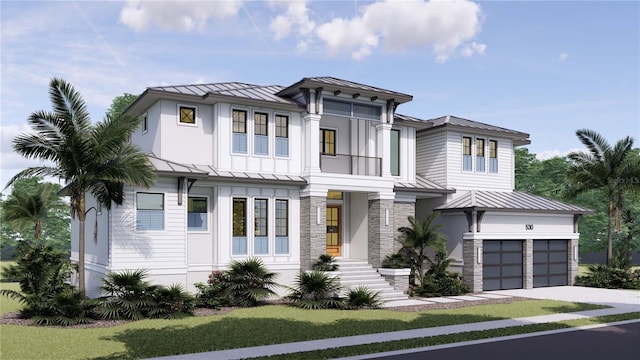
[0,282,608,360]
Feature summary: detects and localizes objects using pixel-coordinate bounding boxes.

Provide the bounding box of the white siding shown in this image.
[131,100,162,155]
[416,130,448,185]
[481,212,575,235]
[156,100,214,165]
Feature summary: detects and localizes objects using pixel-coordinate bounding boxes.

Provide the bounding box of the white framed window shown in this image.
[187,197,208,231]
[232,109,248,154]
[141,113,148,134]
[275,199,289,254]
[462,136,472,171]
[320,128,336,155]
[323,99,381,121]
[489,140,498,173]
[232,198,247,255]
[275,114,289,157]
[254,112,269,156]
[476,138,486,172]
[136,192,164,231]
[390,129,400,176]
[254,198,269,254]
[177,104,197,126]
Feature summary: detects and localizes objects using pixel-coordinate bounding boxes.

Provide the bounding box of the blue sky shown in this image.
[1,0,639,189]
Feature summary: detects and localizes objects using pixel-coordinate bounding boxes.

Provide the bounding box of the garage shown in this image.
[483,240,523,291]
[533,240,568,287]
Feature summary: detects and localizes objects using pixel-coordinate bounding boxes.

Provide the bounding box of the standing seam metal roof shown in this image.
[148,82,299,105]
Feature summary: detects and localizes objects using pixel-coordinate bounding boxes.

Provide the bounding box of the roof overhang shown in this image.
[277,78,413,105]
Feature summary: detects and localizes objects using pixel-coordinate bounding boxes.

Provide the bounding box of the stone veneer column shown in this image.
[393,202,415,253]
[463,237,483,293]
[523,239,534,289]
[368,198,394,268]
[568,238,579,285]
[299,196,326,270]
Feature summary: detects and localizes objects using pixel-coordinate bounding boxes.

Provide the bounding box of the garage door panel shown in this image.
[484,253,501,265]
[502,253,523,264]
[502,241,522,251]
[534,264,548,276]
[534,252,548,263]
[549,264,567,274]
[502,278,523,289]
[484,279,501,291]
[483,240,523,291]
[549,240,567,251]
[483,266,501,278]
[549,252,567,262]
[549,275,567,286]
[533,240,568,288]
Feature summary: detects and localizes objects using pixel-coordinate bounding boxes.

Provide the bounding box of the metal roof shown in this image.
[147,154,209,177]
[276,76,413,103]
[436,190,594,214]
[418,115,530,145]
[147,82,300,106]
[395,175,455,194]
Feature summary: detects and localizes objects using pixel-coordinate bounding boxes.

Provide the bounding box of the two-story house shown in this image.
[71,77,592,297]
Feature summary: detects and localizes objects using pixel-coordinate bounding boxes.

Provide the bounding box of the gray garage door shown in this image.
[483,240,523,291]
[534,240,568,287]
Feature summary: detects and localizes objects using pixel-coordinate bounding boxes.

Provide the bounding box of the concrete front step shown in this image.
[334,258,409,303]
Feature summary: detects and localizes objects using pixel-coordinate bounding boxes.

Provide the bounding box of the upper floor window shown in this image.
[142,114,148,133]
[232,109,247,154]
[275,115,289,157]
[179,106,196,125]
[188,197,207,231]
[390,129,400,176]
[462,136,472,171]
[323,99,381,121]
[476,138,486,172]
[254,112,269,156]
[136,193,164,231]
[489,140,498,173]
[320,129,336,155]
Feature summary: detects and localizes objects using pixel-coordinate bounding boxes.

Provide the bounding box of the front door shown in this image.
[326,206,341,256]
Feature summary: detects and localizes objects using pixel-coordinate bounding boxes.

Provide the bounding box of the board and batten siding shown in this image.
[110,179,187,270]
[416,130,448,185]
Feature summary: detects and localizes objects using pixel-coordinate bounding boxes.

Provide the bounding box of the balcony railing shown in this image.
[320,153,381,176]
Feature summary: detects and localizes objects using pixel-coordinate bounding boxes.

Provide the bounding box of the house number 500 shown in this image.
[525,224,534,230]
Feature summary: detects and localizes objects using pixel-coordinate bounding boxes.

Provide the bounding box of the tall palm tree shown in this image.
[566,129,640,266]
[2,180,59,241]
[7,78,156,293]
[397,212,447,286]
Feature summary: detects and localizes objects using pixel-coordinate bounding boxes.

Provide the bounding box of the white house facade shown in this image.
[70,77,592,297]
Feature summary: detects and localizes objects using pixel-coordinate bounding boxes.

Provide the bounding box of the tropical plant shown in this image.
[381,252,412,269]
[576,265,640,290]
[32,287,99,326]
[397,212,447,286]
[194,271,230,309]
[344,286,382,309]
[224,258,278,307]
[7,78,156,292]
[312,254,339,271]
[98,269,158,320]
[1,180,61,241]
[566,130,640,266]
[613,208,640,269]
[148,284,195,319]
[285,270,343,310]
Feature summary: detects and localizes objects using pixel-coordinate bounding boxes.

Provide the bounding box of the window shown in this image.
[390,129,400,176]
[476,138,486,172]
[320,129,336,155]
[232,198,247,255]
[462,136,472,171]
[275,200,289,254]
[254,199,268,254]
[323,99,381,121]
[327,191,343,200]
[142,114,148,133]
[136,193,164,230]
[275,115,289,157]
[188,197,207,231]
[232,110,247,154]
[489,140,498,173]
[254,112,269,156]
[179,106,196,124]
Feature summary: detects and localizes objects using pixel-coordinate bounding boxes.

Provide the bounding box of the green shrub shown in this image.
[224,258,278,307]
[149,284,195,319]
[1,263,22,282]
[312,254,339,271]
[194,271,229,309]
[577,265,640,290]
[381,253,411,269]
[344,286,382,309]
[98,269,157,320]
[33,288,98,326]
[414,272,470,297]
[286,270,343,309]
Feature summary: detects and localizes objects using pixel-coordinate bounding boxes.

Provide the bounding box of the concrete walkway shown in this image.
[147,287,639,360]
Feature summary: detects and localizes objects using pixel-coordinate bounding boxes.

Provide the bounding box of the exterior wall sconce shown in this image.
[573,245,578,261]
[477,247,483,264]
[385,208,389,226]
[316,206,321,225]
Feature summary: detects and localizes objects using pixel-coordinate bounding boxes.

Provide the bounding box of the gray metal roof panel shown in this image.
[395,175,455,193]
[148,82,298,105]
[425,115,529,137]
[276,76,413,103]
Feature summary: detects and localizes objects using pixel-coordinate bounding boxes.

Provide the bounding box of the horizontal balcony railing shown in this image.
[320,153,381,176]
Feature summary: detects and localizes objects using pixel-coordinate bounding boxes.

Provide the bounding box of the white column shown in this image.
[304,113,321,174]
[376,122,392,177]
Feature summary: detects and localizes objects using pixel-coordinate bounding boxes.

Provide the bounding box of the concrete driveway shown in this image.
[490,286,640,311]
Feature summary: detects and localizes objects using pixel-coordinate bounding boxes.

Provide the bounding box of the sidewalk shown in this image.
[148,287,639,360]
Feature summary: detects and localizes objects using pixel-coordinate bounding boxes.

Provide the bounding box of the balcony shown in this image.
[320,153,381,176]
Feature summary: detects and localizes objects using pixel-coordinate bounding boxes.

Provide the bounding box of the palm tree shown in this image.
[2,180,59,241]
[566,129,640,266]
[6,78,156,293]
[397,212,447,286]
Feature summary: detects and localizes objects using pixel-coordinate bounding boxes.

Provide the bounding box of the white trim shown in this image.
[187,195,211,233]
[176,103,198,127]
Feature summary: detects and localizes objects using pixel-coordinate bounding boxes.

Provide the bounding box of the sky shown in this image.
[1,0,639,190]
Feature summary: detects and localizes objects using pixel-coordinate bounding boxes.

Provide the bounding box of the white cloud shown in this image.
[282,0,484,61]
[120,0,243,32]
[536,148,585,160]
[269,1,316,40]
[559,52,568,62]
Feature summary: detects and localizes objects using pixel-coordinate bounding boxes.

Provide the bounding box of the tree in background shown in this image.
[106,93,139,119]
[565,129,640,266]
[7,78,156,293]
[1,177,70,259]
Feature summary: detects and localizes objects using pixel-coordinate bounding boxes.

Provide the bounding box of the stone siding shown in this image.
[368,199,395,268]
[393,202,415,253]
[299,196,327,270]
[463,237,483,292]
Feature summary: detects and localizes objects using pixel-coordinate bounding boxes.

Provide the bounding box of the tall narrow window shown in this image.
[254,112,269,156]
[462,136,472,171]
[136,193,164,230]
[275,115,289,157]
[390,129,400,176]
[489,140,498,173]
[254,199,268,254]
[320,129,336,155]
[275,200,289,254]
[179,106,196,124]
[142,115,148,133]
[188,197,207,231]
[232,198,247,255]
[476,138,486,172]
[232,110,247,154]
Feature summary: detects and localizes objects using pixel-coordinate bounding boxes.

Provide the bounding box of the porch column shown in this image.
[375,123,392,177]
[393,198,415,253]
[463,236,483,292]
[299,195,326,270]
[368,195,394,268]
[304,114,321,174]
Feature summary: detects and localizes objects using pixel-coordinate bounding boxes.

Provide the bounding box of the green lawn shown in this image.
[1,284,607,360]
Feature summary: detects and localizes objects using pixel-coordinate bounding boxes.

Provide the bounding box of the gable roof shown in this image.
[436,190,594,214]
[417,115,531,145]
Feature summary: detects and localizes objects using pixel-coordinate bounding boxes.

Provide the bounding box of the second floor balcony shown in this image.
[320,153,381,176]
